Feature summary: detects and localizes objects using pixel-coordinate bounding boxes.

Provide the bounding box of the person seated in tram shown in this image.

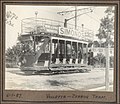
[72,50,76,64]
[59,44,64,63]
[52,55,56,64]
[78,47,82,64]
[66,44,71,64]
[59,54,63,63]
[72,47,77,64]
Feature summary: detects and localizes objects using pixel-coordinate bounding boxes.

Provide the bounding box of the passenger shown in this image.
[59,54,63,63]
[59,43,64,63]
[52,54,56,64]
[78,47,82,63]
[66,44,71,64]
[72,50,76,64]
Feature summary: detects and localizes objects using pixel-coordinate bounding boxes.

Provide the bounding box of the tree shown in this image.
[93,53,106,67]
[6,42,23,66]
[6,39,34,67]
[96,6,114,47]
[93,41,100,47]
[6,47,14,61]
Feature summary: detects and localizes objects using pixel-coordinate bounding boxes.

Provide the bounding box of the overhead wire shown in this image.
[84,13,101,23]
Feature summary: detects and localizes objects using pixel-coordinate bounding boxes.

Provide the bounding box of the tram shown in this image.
[18,17,93,74]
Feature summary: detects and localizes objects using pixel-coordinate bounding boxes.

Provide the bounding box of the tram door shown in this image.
[36,36,50,66]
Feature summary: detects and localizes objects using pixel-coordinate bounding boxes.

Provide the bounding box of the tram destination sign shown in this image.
[59,27,93,41]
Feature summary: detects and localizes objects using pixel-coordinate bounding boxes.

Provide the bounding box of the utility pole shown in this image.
[75,6,77,29]
[35,11,38,34]
[64,19,67,28]
[105,32,110,90]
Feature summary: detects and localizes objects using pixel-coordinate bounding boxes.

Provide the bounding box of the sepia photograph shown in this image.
[5,5,115,92]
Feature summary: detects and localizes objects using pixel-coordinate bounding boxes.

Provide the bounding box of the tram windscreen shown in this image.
[20,36,50,55]
[20,36,34,55]
[35,36,50,55]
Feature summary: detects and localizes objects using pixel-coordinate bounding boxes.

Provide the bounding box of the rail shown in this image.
[21,17,93,33]
[21,17,94,42]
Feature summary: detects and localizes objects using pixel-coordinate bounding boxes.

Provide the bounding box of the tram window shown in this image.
[35,36,44,51]
[78,43,83,52]
[72,42,77,57]
[44,43,50,53]
[22,40,34,55]
[83,44,87,53]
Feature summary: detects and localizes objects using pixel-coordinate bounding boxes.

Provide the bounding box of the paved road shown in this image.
[5,68,113,91]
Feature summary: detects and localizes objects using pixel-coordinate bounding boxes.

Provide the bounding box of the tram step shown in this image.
[50,64,88,68]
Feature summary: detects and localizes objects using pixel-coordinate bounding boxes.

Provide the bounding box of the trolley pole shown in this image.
[33,11,38,52]
[64,19,67,28]
[35,11,38,34]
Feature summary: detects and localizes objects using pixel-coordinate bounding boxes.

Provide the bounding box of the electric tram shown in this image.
[18,17,93,74]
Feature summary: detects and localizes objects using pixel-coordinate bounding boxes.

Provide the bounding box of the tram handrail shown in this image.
[21,17,93,35]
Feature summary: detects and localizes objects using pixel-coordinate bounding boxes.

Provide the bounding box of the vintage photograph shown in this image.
[5,5,115,92]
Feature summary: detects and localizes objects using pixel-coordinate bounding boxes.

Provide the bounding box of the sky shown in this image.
[5,5,114,49]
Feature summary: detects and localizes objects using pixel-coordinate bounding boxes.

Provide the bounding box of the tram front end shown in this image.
[18,34,52,74]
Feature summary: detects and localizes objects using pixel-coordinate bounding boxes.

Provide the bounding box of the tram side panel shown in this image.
[19,35,91,73]
[50,37,91,72]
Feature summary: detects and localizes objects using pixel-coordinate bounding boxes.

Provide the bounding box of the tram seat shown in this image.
[63,58,66,64]
[44,61,49,67]
[81,59,84,64]
[55,58,60,64]
[69,59,72,64]
[75,59,78,64]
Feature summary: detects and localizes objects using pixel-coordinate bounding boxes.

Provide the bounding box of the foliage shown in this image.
[96,6,114,47]
[93,53,106,67]
[6,39,35,68]
[93,41,100,47]
[94,53,106,63]
[6,42,22,63]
